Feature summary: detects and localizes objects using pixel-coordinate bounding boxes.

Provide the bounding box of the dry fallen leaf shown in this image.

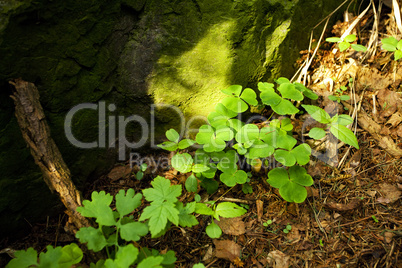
[107,165,132,181]
[213,239,241,262]
[377,88,401,118]
[267,250,290,268]
[384,232,394,243]
[376,183,401,204]
[215,217,246,236]
[202,244,213,262]
[325,199,362,211]
[386,112,402,127]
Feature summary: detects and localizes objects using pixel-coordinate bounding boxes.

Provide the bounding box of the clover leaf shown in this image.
[220,169,248,187]
[221,85,258,113]
[157,129,195,151]
[267,166,313,203]
[171,153,194,173]
[196,125,233,152]
[278,81,304,101]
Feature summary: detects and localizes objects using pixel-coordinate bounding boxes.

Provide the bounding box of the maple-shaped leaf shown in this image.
[139,202,179,237]
[115,189,142,217]
[38,246,63,267]
[76,191,116,226]
[142,176,182,204]
[75,227,108,252]
[6,248,38,268]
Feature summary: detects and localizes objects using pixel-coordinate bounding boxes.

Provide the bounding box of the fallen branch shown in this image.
[9,78,92,233]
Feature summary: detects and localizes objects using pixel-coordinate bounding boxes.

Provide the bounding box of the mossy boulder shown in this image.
[0,0,344,237]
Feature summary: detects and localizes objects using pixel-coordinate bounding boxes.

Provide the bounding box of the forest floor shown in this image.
[1,4,402,268]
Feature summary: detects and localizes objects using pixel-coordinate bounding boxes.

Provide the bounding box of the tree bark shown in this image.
[9,78,92,233]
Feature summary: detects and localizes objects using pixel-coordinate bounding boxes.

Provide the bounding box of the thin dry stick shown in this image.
[393,0,402,34]
[9,78,92,233]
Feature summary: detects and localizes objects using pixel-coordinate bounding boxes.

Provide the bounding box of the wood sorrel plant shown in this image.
[158,77,359,203]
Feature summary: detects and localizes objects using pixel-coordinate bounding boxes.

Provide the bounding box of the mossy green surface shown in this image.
[0,0,344,237]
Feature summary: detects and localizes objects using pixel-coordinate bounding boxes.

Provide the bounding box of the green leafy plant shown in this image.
[139,176,199,238]
[263,219,273,227]
[6,243,83,268]
[157,129,195,151]
[372,215,379,223]
[283,224,292,234]
[381,36,402,60]
[326,34,367,52]
[195,201,247,238]
[75,188,177,267]
[135,163,148,180]
[158,77,358,204]
[302,104,359,149]
[328,85,350,103]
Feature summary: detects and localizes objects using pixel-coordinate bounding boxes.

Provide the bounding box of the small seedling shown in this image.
[319,239,324,247]
[283,224,292,233]
[135,163,148,180]
[328,85,350,103]
[326,34,367,52]
[263,219,273,227]
[372,215,379,223]
[381,36,402,60]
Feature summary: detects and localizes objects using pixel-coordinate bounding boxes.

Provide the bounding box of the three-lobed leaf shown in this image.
[76,227,108,252]
[267,166,313,203]
[6,248,37,268]
[77,191,115,226]
[115,189,142,217]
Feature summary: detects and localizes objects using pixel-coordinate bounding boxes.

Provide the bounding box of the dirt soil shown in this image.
[1,3,402,268]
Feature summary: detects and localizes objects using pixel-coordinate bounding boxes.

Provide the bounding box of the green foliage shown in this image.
[135,163,148,181]
[381,36,402,60]
[328,85,350,103]
[6,243,83,268]
[283,224,292,234]
[263,219,273,227]
[195,201,247,238]
[158,129,195,151]
[157,77,358,205]
[302,105,358,149]
[74,187,176,267]
[267,166,313,203]
[326,34,367,52]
